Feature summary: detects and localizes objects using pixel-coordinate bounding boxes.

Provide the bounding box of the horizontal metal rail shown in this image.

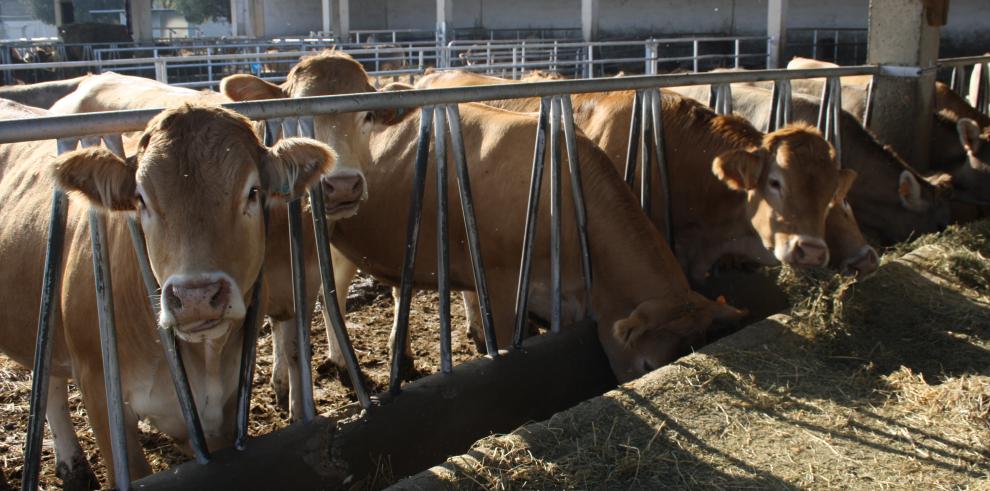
[0,66,880,144]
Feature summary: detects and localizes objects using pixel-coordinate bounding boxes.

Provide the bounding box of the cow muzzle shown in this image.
[778,235,830,268]
[321,172,366,219]
[160,273,246,342]
[840,245,879,277]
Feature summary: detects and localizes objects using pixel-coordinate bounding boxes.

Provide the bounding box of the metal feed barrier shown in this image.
[940,55,990,116]
[1,63,886,490]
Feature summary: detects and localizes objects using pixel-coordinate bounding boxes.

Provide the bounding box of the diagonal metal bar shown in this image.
[86,205,130,489]
[513,97,550,348]
[549,96,563,334]
[639,87,653,218]
[234,265,267,450]
[287,198,316,421]
[434,106,453,374]
[648,89,674,247]
[310,184,371,407]
[828,76,843,163]
[21,138,76,491]
[623,90,642,188]
[446,104,499,353]
[558,96,593,317]
[390,106,434,394]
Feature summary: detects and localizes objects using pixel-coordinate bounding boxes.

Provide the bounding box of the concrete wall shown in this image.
[260,0,322,35]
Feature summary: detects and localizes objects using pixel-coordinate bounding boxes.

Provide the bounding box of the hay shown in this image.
[408,219,990,490]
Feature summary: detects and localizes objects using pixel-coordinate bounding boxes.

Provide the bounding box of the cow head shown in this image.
[826,199,879,277]
[950,118,990,206]
[713,122,856,269]
[609,294,744,382]
[54,105,334,342]
[221,51,402,220]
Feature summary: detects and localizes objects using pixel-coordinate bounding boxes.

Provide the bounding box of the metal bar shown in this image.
[434,107,453,374]
[780,79,793,127]
[234,267,266,450]
[446,104,499,353]
[558,96,593,318]
[639,88,653,218]
[863,77,875,129]
[21,141,74,491]
[287,198,316,421]
[390,107,434,394]
[767,80,780,132]
[87,206,130,489]
[309,184,370,407]
[623,90,642,188]
[829,76,843,163]
[0,65,884,144]
[512,97,550,348]
[648,89,674,246]
[817,77,831,132]
[549,96,563,334]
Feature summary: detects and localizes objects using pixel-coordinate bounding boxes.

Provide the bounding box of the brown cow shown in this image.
[49,71,371,420]
[0,103,333,486]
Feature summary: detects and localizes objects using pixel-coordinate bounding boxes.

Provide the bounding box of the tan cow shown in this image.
[0,103,333,486]
[48,71,371,421]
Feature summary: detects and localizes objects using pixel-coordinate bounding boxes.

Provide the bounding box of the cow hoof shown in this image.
[466,329,486,354]
[56,455,100,491]
[397,356,422,382]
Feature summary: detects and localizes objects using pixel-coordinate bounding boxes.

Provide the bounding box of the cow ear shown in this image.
[262,137,336,203]
[957,118,981,154]
[370,82,412,126]
[221,74,286,101]
[612,300,664,347]
[713,149,764,191]
[53,147,136,211]
[898,170,927,212]
[833,168,858,204]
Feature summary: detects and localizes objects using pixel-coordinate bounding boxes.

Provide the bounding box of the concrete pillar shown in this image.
[866,0,942,171]
[437,0,453,45]
[322,0,331,36]
[128,0,153,42]
[581,0,599,42]
[332,0,350,42]
[767,0,788,68]
[53,0,63,27]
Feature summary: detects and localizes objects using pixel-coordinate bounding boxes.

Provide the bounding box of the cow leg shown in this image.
[48,377,99,491]
[269,318,293,412]
[75,365,151,486]
[322,246,357,378]
[459,291,487,354]
[388,286,417,380]
[271,318,304,420]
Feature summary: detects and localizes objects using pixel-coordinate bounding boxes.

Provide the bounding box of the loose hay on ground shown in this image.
[406,220,990,490]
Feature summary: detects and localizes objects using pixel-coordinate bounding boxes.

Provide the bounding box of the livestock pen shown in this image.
[0,47,987,489]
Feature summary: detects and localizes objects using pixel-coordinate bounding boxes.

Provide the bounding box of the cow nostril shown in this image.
[351,178,363,194]
[165,286,182,311]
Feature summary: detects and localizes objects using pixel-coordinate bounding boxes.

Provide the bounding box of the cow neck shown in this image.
[573,141,696,324]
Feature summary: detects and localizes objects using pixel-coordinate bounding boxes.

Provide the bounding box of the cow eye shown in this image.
[769,178,782,191]
[247,186,261,203]
[134,193,146,210]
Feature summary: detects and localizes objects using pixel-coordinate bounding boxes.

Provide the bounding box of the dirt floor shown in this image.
[399,220,990,490]
[0,276,483,490]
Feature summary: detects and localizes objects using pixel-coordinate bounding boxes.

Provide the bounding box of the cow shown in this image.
[415,71,876,278]
[0,102,334,487]
[669,83,951,246]
[48,70,369,421]
[220,51,865,383]
[0,75,90,109]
